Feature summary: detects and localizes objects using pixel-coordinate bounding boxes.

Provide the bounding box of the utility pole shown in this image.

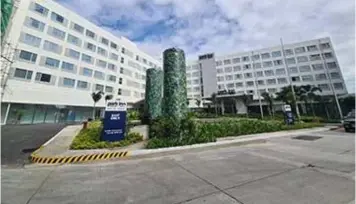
[251,51,264,118]
[318,39,343,119]
[280,38,301,120]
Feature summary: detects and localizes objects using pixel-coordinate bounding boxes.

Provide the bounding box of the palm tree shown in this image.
[241,94,252,117]
[261,92,274,117]
[105,94,113,104]
[299,85,322,117]
[211,93,218,115]
[91,91,104,119]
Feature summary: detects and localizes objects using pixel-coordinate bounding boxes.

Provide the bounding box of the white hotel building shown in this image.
[186,37,348,113]
[1,0,161,124]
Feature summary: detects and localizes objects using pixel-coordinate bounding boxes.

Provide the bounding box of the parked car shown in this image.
[343,109,355,132]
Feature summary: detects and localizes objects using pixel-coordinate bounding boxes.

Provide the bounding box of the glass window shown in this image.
[121,57,124,63]
[297,56,308,63]
[261,53,270,59]
[77,81,88,89]
[33,3,48,16]
[51,12,65,24]
[61,62,75,72]
[66,48,80,59]
[334,83,344,90]
[108,75,116,82]
[294,47,306,53]
[257,80,264,85]
[276,68,286,75]
[110,42,117,49]
[264,70,274,76]
[286,57,296,65]
[291,76,300,82]
[243,64,251,69]
[223,59,231,65]
[121,47,126,54]
[19,50,37,62]
[268,88,277,93]
[110,53,119,61]
[234,74,242,79]
[327,62,337,69]
[253,54,260,60]
[284,49,294,56]
[302,75,313,82]
[299,65,311,72]
[232,58,240,63]
[43,40,61,54]
[233,66,241,72]
[254,63,262,69]
[315,73,327,81]
[97,47,107,56]
[255,71,263,77]
[277,78,287,84]
[217,68,223,74]
[86,42,96,52]
[320,43,331,49]
[95,84,104,92]
[118,78,123,84]
[96,60,107,68]
[242,56,249,62]
[318,84,330,91]
[216,61,222,66]
[45,57,60,68]
[48,27,66,40]
[271,51,281,57]
[323,52,333,59]
[224,67,233,73]
[307,45,318,52]
[21,33,41,47]
[120,67,124,74]
[244,72,253,78]
[81,54,93,64]
[67,34,81,46]
[94,71,105,79]
[86,30,96,39]
[246,81,254,86]
[289,67,298,73]
[227,83,234,88]
[105,86,113,93]
[101,37,109,45]
[330,72,340,79]
[82,67,93,77]
[72,23,84,33]
[263,61,273,67]
[273,60,283,66]
[310,54,321,61]
[235,82,243,88]
[267,79,276,84]
[312,64,324,71]
[108,63,116,71]
[27,17,45,31]
[63,78,75,87]
[225,75,233,81]
[35,73,51,82]
[14,68,33,80]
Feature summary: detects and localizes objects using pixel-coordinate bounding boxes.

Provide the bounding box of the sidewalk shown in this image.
[30,124,335,165]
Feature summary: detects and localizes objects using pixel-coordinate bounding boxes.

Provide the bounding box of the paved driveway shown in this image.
[2,129,354,204]
[1,124,66,167]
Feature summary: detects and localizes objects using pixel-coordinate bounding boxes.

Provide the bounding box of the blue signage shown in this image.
[101,100,127,142]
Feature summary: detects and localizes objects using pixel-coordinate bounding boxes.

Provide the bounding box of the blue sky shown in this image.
[56,0,355,93]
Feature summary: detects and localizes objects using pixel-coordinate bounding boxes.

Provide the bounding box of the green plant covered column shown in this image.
[1,0,13,39]
[144,68,163,120]
[162,47,188,119]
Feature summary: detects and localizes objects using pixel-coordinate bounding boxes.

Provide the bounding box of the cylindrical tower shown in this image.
[162,47,187,119]
[144,68,163,121]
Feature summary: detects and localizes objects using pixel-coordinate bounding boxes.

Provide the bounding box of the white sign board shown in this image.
[283,104,292,112]
[105,100,127,112]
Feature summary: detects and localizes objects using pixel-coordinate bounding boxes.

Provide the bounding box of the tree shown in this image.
[275,85,302,114]
[241,94,252,117]
[91,91,104,119]
[315,95,331,120]
[299,85,322,117]
[261,92,274,117]
[104,94,113,104]
[211,93,218,115]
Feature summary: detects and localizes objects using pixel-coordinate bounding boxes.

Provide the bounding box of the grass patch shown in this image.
[70,121,143,150]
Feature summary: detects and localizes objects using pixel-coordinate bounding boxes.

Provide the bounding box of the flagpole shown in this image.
[318,39,343,119]
[251,51,264,119]
[280,38,301,120]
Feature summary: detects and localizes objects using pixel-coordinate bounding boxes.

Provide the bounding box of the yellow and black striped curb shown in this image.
[30,151,129,165]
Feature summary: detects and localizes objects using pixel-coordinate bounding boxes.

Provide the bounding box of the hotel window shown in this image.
[72,23,84,34]
[67,34,81,46]
[62,78,75,87]
[26,17,45,31]
[101,37,109,46]
[44,57,60,68]
[261,53,270,59]
[85,29,96,39]
[19,50,37,63]
[21,33,41,47]
[51,12,65,24]
[271,51,281,57]
[14,68,33,80]
[47,26,66,40]
[33,3,48,16]
[77,81,88,89]
[43,40,62,54]
[294,47,306,53]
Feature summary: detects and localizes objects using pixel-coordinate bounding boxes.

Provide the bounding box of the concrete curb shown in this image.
[30,126,333,165]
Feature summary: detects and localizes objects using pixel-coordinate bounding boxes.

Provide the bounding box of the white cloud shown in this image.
[57,0,355,93]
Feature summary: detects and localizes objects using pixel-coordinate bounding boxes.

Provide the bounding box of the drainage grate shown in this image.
[292,135,322,141]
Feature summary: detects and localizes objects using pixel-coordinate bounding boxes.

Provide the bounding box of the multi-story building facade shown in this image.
[1,0,161,124]
[186,37,348,112]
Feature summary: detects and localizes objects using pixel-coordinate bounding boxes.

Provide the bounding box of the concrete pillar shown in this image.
[3,103,11,125]
[221,100,225,115]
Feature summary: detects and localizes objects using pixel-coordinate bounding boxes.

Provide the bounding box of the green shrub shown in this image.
[70,122,143,150]
[128,110,140,120]
[300,116,324,123]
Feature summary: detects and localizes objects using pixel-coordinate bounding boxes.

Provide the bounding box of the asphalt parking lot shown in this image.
[1,123,66,167]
